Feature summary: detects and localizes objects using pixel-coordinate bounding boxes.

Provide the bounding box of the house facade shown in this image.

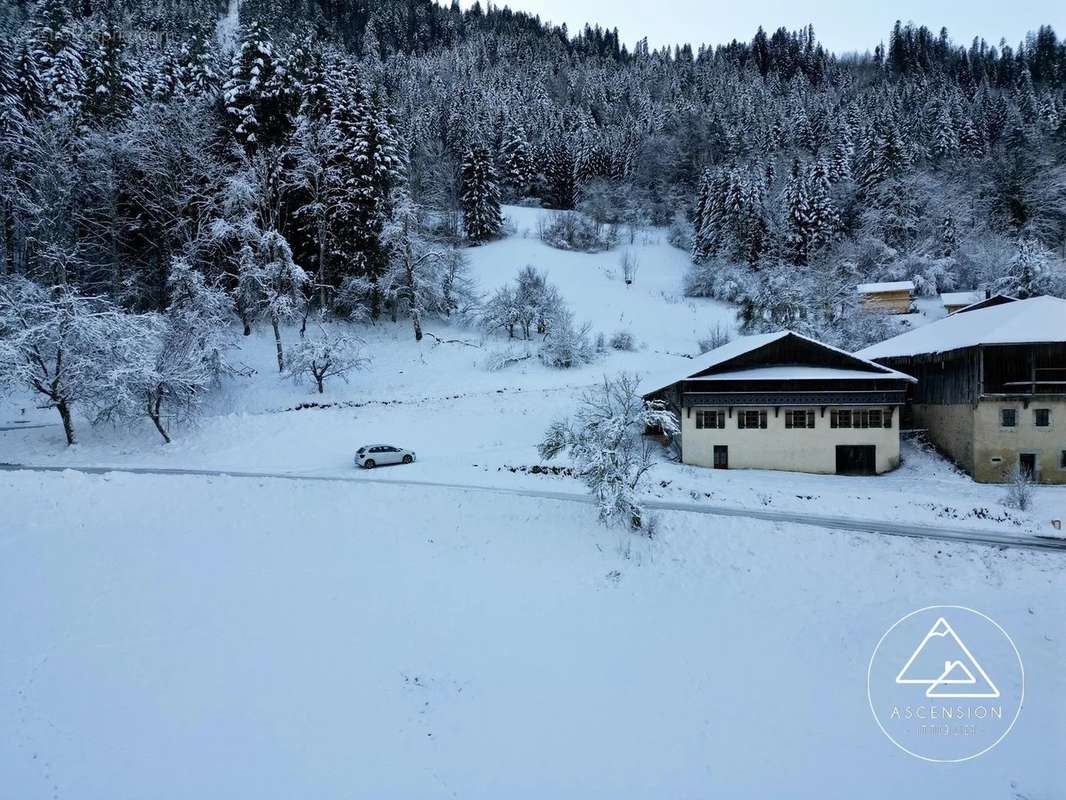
[858,295,1066,484]
[857,281,915,314]
[644,332,915,476]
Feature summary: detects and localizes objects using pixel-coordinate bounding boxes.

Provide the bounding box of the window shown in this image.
[737,410,767,429]
[830,408,894,429]
[1001,409,1017,428]
[1034,409,1051,428]
[695,409,725,429]
[1060,450,1066,469]
[831,410,852,429]
[785,410,815,429]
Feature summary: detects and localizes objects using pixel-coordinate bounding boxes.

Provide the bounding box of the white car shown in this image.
[355,444,416,469]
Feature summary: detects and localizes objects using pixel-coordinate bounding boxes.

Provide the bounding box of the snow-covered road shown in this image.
[3,461,1063,553]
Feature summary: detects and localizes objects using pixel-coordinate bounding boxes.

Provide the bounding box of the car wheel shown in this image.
[402,454,413,464]
[364,459,376,469]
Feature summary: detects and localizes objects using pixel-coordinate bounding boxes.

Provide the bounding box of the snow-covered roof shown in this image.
[642,331,914,396]
[857,295,1066,360]
[941,290,984,308]
[688,366,913,382]
[857,281,915,295]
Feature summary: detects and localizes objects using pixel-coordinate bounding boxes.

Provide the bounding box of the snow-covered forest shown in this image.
[1,0,1065,444]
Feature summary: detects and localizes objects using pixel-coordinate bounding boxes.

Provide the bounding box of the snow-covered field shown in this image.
[2,471,1064,798]
[3,206,1066,796]
[3,206,1062,533]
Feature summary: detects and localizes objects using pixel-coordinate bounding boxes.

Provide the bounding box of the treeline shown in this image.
[0,0,1064,367]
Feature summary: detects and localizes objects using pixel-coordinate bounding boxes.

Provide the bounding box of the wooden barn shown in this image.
[643,332,915,476]
[858,295,1066,484]
[857,281,915,314]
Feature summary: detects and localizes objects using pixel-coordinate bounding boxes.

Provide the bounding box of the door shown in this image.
[713,446,728,470]
[836,445,876,476]
[1019,453,1037,480]
[382,446,402,465]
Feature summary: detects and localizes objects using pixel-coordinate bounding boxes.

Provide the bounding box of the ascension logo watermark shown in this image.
[867,606,1024,762]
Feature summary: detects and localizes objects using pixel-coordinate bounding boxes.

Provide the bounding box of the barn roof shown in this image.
[857,280,915,294]
[941,290,985,308]
[857,295,1066,360]
[642,331,914,396]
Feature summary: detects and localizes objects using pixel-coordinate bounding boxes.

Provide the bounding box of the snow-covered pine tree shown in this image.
[326,76,405,313]
[498,122,533,197]
[223,20,288,153]
[857,113,909,192]
[83,27,135,121]
[545,137,576,210]
[14,41,45,119]
[179,33,220,98]
[828,118,853,182]
[459,144,502,243]
[805,158,840,253]
[32,0,85,115]
[783,158,813,265]
[929,98,959,161]
[292,45,331,121]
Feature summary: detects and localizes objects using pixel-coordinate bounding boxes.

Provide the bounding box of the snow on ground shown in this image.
[1,206,1063,535]
[2,470,1064,798]
[3,206,1066,796]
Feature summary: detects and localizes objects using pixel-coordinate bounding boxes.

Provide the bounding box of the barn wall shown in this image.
[911,403,976,475]
[681,406,900,475]
[972,400,1066,484]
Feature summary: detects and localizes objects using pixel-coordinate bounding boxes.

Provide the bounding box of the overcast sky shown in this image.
[445,0,1065,54]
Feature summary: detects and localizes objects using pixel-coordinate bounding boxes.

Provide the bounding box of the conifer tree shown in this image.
[83,27,135,120]
[545,138,576,209]
[805,158,840,253]
[327,77,405,314]
[14,41,45,119]
[459,144,502,243]
[783,158,813,265]
[32,0,85,115]
[499,122,533,196]
[223,21,287,153]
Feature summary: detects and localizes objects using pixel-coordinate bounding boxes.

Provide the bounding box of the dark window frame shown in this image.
[738,410,768,430]
[695,409,725,429]
[785,410,816,429]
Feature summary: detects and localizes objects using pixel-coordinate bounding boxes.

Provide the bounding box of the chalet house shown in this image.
[643,332,915,476]
[857,295,1066,484]
[857,280,915,314]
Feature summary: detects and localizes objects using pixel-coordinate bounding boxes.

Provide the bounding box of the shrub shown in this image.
[697,324,732,354]
[609,329,636,351]
[537,211,617,253]
[539,307,595,368]
[1003,465,1034,511]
